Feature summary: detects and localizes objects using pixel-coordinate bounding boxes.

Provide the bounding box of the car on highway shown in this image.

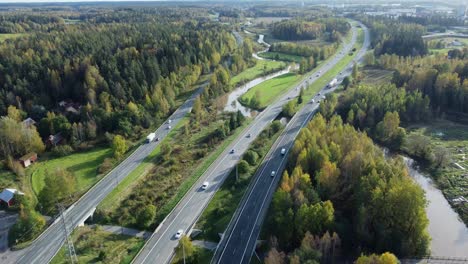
[247,133,251,138]
[156,137,160,142]
[280,148,286,155]
[168,119,172,124]
[271,171,276,177]
[201,181,209,190]
[230,149,235,154]
[175,229,184,239]
[167,125,172,130]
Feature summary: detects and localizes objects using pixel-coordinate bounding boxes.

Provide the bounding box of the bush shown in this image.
[51,145,74,157]
[243,150,259,166]
[99,158,114,174]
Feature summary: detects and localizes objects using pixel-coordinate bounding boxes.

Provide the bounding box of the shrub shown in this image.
[52,145,74,157]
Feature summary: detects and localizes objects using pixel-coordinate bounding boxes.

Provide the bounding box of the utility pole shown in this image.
[182,238,186,264]
[59,204,78,264]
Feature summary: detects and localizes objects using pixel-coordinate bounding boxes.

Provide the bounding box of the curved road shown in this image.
[212,21,370,264]
[15,86,205,264]
[133,21,368,264]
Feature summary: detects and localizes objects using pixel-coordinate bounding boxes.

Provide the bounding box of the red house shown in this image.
[0,188,24,207]
[19,152,38,168]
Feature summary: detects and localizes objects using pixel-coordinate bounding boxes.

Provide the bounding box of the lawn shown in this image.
[0,33,23,43]
[31,147,113,196]
[239,73,302,110]
[258,51,304,63]
[194,122,283,242]
[230,59,286,87]
[50,226,144,264]
[406,119,468,224]
[171,246,213,264]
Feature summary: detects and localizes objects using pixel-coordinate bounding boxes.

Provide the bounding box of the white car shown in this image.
[280,148,286,155]
[167,125,172,130]
[175,229,184,239]
[168,119,172,124]
[271,170,276,177]
[202,181,209,190]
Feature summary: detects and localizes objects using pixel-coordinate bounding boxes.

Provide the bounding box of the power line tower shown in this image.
[59,204,78,264]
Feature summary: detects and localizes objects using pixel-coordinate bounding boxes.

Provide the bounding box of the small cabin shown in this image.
[19,152,38,168]
[0,188,24,207]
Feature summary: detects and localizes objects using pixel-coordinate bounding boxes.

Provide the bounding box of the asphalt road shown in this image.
[133,22,366,264]
[15,86,205,264]
[212,22,370,264]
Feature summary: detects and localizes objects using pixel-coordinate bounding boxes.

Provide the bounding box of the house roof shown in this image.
[19,152,37,161]
[22,117,36,127]
[0,188,24,203]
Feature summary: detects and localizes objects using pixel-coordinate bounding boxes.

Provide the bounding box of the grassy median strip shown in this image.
[194,121,284,242]
[300,27,364,105]
[155,120,251,223]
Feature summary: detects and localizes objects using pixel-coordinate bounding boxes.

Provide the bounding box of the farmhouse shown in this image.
[19,152,38,168]
[0,188,24,207]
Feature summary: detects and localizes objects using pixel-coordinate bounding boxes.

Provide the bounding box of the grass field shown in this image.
[0,33,23,43]
[31,147,113,196]
[50,226,144,264]
[239,73,302,110]
[230,60,286,87]
[361,67,393,85]
[0,169,17,190]
[195,123,283,242]
[258,51,304,63]
[406,119,468,224]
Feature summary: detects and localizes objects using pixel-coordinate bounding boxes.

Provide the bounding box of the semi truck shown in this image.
[327,78,338,89]
[146,132,156,143]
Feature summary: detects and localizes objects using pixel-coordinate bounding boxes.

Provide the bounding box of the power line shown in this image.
[59,204,78,264]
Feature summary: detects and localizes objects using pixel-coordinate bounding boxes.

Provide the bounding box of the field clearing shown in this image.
[0,169,17,190]
[362,67,394,85]
[258,51,304,63]
[230,59,286,87]
[406,119,468,224]
[239,73,302,110]
[31,147,113,196]
[50,226,144,264]
[0,33,24,43]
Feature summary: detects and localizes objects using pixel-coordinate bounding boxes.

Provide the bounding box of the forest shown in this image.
[264,115,429,263]
[271,17,349,41]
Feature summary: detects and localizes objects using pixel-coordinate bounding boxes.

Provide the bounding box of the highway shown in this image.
[212,22,370,264]
[15,86,205,264]
[132,21,365,264]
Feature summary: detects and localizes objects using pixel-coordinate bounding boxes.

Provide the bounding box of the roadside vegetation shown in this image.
[50,226,144,264]
[195,121,284,242]
[258,51,303,63]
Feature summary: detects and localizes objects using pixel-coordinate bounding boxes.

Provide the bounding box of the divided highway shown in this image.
[133,21,365,264]
[16,86,205,264]
[212,22,370,264]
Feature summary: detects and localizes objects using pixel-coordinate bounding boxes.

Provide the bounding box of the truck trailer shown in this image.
[327,78,338,89]
[146,132,156,143]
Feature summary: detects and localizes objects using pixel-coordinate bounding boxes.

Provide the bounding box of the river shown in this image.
[404,157,468,257]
